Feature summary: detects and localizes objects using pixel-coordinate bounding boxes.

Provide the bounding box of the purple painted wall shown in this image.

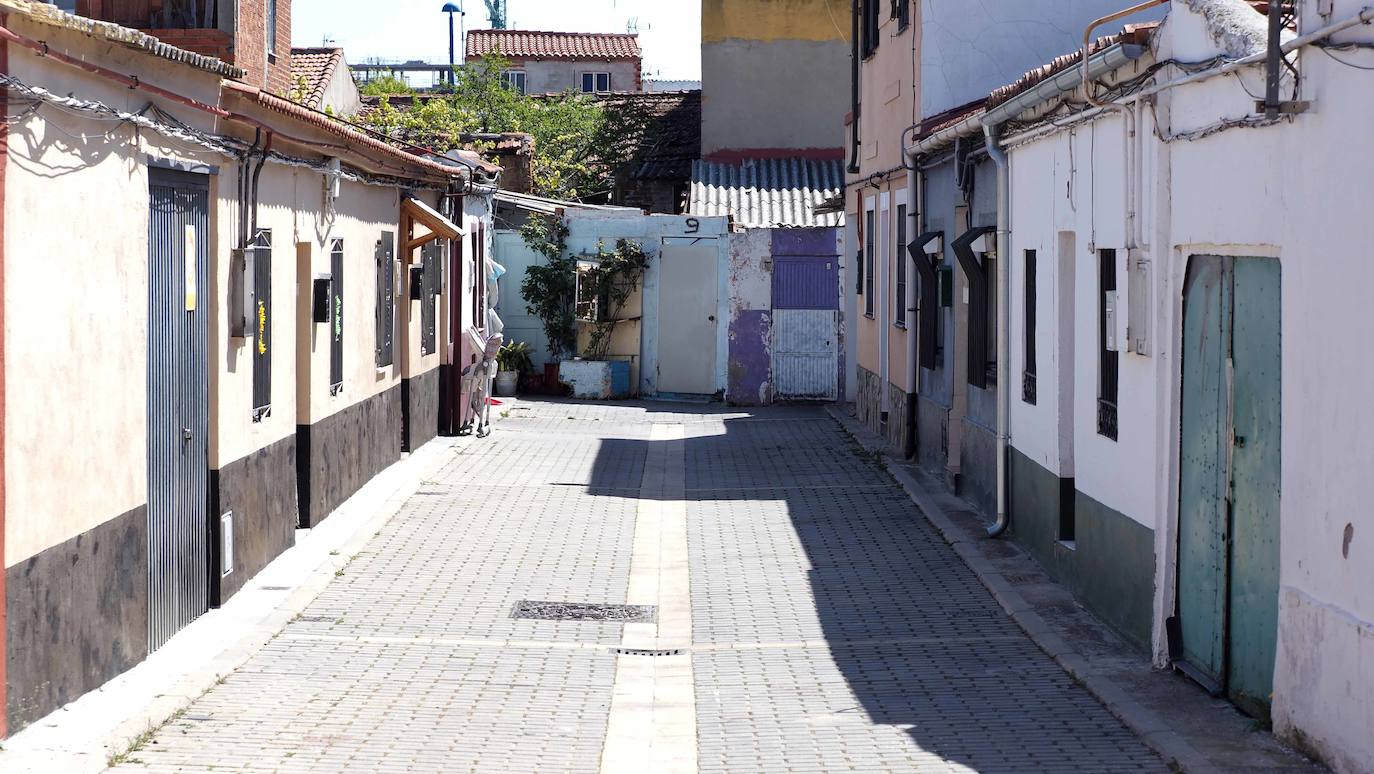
[772,227,838,257]
[728,310,773,405]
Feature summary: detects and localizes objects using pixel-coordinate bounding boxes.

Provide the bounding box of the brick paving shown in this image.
[109,400,1168,773]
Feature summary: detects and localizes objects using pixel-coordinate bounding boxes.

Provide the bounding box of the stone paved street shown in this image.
[109,400,1169,773]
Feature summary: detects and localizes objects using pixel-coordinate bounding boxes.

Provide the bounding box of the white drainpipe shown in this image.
[983,124,1011,538]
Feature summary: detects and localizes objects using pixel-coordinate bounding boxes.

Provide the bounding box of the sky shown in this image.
[292,0,703,80]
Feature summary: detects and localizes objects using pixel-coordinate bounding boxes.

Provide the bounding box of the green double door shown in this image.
[1176,255,1281,720]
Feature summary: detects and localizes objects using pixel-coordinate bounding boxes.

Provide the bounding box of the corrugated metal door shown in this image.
[773,256,839,400]
[1176,255,1281,719]
[147,168,210,652]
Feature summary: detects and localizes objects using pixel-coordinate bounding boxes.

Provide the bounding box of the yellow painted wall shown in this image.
[702,0,848,43]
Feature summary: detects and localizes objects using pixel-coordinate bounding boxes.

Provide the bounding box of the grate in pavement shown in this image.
[511,601,656,623]
[612,647,683,657]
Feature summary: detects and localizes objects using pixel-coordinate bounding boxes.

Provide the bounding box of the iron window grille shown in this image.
[251,229,272,420]
[894,204,907,328]
[375,232,395,368]
[891,0,910,30]
[329,239,344,394]
[861,0,880,58]
[420,242,438,356]
[864,209,876,316]
[1098,248,1119,440]
[1023,249,1037,405]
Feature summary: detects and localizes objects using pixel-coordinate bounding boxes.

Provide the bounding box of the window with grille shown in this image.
[894,204,907,328]
[330,239,344,393]
[864,209,876,316]
[1023,249,1037,405]
[890,0,910,30]
[375,233,395,368]
[251,229,272,419]
[1098,248,1119,440]
[861,0,880,58]
[420,242,438,356]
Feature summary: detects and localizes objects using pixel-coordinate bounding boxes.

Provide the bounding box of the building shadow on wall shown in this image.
[575,399,1163,772]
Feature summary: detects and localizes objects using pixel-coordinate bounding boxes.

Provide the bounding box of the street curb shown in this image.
[825,404,1218,774]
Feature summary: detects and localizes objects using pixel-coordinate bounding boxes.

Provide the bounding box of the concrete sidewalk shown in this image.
[825,403,1323,774]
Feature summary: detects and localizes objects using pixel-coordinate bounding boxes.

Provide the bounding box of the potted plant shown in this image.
[559,239,647,399]
[495,341,532,397]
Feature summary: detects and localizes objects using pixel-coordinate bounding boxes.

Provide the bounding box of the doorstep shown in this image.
[0,433,472,774]
[826,403,1324,774]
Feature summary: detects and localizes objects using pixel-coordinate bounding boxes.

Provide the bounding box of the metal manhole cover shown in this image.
[511,601,656,623]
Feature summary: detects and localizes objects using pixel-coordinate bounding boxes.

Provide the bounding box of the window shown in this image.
[420,242,438,356]
[471,224,486,328]
[1098,249,1119,440]
[375,232,395,368]
[952,223,996,389]
[894,204,907,328]
[861,0,880,58]
[895,0,910,30]
[1023,249,1037,405]
[266,0,277,58]
[330,239,344,394]
[581,72,611,93]
[864,209,876,316]
[251,229,272,419]
[501,70,527,95]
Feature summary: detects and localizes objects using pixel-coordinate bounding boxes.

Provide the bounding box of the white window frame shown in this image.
[502,70,527,95]
[581,72,612,93]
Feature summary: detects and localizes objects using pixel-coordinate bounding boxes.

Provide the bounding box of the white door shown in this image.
[657,242,718,395]
[773,309,839,400]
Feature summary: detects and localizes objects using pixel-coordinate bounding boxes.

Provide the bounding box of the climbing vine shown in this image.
[519,215,577,361]
[578,239,648,361]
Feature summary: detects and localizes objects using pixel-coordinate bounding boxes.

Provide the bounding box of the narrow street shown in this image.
[109,400,1166,773]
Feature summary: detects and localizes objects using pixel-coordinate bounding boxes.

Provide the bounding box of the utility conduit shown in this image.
[0,22,466,183]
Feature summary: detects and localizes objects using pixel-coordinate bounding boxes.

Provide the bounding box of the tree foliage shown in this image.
[360,54,656,201]
[358,76,414,96]
[518,215,577,360]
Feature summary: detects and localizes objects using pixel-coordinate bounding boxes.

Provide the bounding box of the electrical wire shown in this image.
[1315,43,1374,70]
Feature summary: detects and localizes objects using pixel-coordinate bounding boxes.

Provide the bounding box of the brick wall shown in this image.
[235,0,293,94]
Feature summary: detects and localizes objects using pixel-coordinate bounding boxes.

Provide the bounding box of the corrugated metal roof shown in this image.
[688,158,844,228]
[466,29,641,60]
[0,0,245,78]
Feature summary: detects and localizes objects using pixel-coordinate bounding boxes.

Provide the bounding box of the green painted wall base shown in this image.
[1009,448,1155,650]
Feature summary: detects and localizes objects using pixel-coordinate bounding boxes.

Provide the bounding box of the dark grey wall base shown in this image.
[402,368,440,453]
[6,506,149,732]
[211,434,298,605]
[884,382,912,457]
[856,366,882,437]
[296,383,403,530]
[1009,448,1155,650]
[959,419,997,518]
[915,395,949,479]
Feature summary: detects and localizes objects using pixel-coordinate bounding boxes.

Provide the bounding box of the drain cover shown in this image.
[511,601,656,623]
[612,647,683,657]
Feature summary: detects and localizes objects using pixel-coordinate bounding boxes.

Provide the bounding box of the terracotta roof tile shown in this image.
[289,47,343,109]
[466,29,640,60]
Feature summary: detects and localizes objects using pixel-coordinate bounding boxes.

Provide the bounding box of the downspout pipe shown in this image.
[983,123,1010,538]
[847,0,860,174]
